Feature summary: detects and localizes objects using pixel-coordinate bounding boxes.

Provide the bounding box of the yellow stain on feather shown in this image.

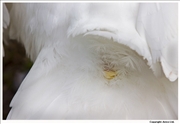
[104,70,117,80]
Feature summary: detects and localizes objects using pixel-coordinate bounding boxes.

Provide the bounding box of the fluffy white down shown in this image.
[6,3,178,119]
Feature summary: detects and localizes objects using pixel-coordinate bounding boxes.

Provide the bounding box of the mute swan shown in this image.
[4,3,178,119]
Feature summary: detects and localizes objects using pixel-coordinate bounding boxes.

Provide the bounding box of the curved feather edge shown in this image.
[6,3,178,119]
[136,3,178,81]
[161,57,178,82]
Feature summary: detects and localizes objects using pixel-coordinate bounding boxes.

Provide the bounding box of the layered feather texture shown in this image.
[136,3,178,81]
[6,3,178,119]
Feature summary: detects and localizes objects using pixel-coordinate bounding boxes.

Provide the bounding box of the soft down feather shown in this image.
[5,3,178,119]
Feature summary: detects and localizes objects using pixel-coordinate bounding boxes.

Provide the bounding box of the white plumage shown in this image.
[4,3,178,119]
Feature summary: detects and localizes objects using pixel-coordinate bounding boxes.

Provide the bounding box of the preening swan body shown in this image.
[5,3,178,119]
